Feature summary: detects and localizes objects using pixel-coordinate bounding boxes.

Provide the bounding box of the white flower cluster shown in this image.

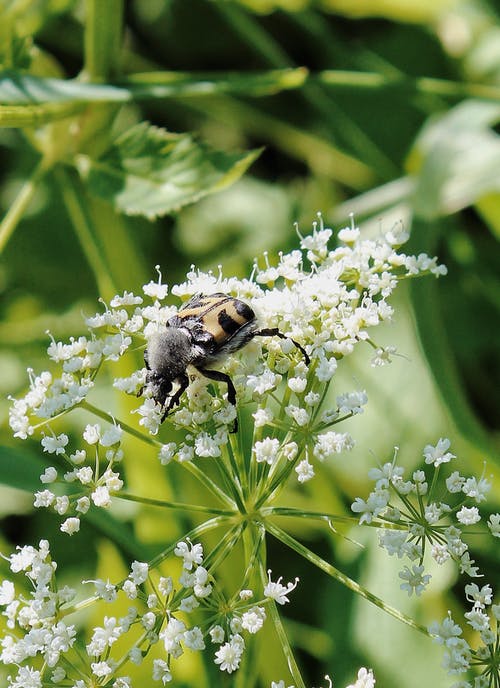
[32,421,125,534]
[0,540,77,687]
[9,216,446,491]
[429,584,500,685]
[271,667,375,688]
[351,439,497,597]
[0,537,298,686]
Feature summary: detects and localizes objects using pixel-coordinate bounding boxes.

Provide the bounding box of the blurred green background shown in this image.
[0,0,499,686]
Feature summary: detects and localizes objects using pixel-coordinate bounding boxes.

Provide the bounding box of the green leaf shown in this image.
[410,100,500,219]
[76,122,262,218]
[0,445,45,492]
[0,67,308,105]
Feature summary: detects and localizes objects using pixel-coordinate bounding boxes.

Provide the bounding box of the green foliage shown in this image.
[77,122,263,218]
[0,0,499,686]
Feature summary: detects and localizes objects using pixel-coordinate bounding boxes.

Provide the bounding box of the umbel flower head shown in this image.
[4,215,451,687]
[8,216,447,534]
[10,215,445,437]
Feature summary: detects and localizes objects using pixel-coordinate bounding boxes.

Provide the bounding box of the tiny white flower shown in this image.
[214,634,244,673]
[183,626,205,650]
[428,612,463,646]
[315,354,337,381]
[76,466,94,484]
[92,485,111,508]
[76,496,90,514]
[487,513,500,537]
[399,564,431,596]
[254,437,280,465]
[304,391,320,406]
[91,578,117,602]
[152,658,172,683]
[345,667,376,688]
[143,267,169,300]
[264,570,299,605]
[209,625,225,644]
[431,543,451,565]
[142,611,157,630]
[179,594,199,612]
[122,580,137,599]
[41,434,68,455]
[60,517,80,535]
[159,576,173,597]
[295,459,314,483]
[241,606,266,633]
[54,495,70,515]
[83,424,101,445]
[0,580,15,605]
[130,561,149,585]
[252,407,274,427]
[462,476,490,503]
[287,376,307,394]
[174,540,204,570]
[70,449,87,464]
[33,489,55,508]
[371,345,397,367]
[464,608,490,632]
[456,506,480,526]
[423,438,455,467]
[40,466,57,483]
[100,424,123,447]
[285,404,310,426]
[464,583,492,608]
[239,589,253,600]
[159,442,177,465]
[337,390,368,415]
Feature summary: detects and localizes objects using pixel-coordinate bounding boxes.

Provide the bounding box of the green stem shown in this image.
[80,400,237,508]
[264,506,367,525]
[84,0,124,81]
[0,158,50,253]
[118,491,235,516]
[80,400,160,447]
[318,70,500,101]
[148,516,227,570]
[258,561,306,688]
[53,166,117,299]
[0,102,85,128]
[266,520,429,635]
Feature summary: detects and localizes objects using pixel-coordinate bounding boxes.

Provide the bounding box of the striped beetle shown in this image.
[142,293,310,432]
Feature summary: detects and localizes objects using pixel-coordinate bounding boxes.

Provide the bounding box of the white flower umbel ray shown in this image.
[226,525,266,609]
[265,520,429,635]
[118,491,235,517]
[81,400,237,510]
[198,523,246,577]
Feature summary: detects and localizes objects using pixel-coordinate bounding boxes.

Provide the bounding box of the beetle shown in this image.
[141,292,310,431]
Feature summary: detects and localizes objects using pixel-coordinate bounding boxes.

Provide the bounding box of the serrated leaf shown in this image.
[410,100,500,219]
[76,122,262,218]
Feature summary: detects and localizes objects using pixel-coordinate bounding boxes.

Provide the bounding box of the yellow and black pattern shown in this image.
[176,293,255,344]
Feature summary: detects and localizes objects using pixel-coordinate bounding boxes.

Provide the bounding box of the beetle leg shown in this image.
[197,367,238,433]
[252,328,310,365]
[162,373,189,422]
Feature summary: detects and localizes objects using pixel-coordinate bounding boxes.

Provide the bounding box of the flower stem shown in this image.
[266,520,430,635]
[80,400,160,447]
[53,166,118,299]
[259,561,306,688]
[118,491,235,516]
[0,158,50,253]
